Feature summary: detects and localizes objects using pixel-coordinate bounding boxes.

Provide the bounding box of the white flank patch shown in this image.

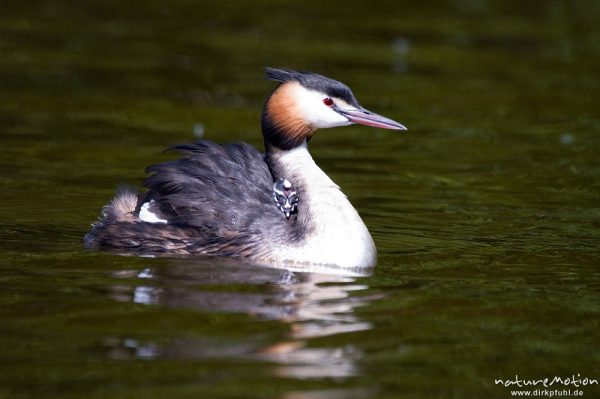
[138,201,168,224]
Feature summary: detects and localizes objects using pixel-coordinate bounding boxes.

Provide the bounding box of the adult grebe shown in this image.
[85,68,406,268]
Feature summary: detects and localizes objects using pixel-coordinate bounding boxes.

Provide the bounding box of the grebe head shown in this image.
[262,67,406,150]
[273,178,298,220]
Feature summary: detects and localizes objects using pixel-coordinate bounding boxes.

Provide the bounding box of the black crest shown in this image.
[265,67,359,107]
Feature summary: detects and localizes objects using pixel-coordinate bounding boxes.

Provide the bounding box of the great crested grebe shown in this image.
[85,68,406,268]
[273,178,299,220]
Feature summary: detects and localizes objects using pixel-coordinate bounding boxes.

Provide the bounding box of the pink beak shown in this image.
[336,107,407,130]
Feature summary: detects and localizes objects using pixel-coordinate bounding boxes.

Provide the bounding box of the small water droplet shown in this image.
[560,133,574,145]
[193,123,205,138]
[392,37,410,55]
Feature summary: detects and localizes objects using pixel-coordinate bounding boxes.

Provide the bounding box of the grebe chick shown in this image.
[273,178,298,220]
[85,67,406,268]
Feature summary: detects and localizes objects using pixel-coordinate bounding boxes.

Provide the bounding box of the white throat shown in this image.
[270,141,377,268]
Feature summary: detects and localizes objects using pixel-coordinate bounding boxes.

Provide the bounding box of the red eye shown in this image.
[323,98,334,107]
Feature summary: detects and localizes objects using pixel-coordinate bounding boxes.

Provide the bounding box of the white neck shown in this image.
[269,141,376,268]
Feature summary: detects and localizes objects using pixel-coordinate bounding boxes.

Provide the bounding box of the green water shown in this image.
[1,1,599,398]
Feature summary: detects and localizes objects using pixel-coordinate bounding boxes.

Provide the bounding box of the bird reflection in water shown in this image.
[106,257,379,380]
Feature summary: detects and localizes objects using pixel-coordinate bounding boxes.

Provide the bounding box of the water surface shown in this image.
[1,1,599,398]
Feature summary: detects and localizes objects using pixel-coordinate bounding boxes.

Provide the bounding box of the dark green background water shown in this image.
[1,1,599,398]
